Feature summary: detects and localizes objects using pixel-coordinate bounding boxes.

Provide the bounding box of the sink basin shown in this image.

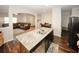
[37,28,47,35]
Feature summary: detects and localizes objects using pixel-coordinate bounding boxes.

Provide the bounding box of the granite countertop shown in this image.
[16,27,53,51]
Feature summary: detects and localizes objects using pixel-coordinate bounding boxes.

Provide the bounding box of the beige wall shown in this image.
[17,14,27,23]
[26,14,35,26]
[17,13,35,26]
[0,13,8,26]
[61,10,71,29]
[0,17,4,23]
[72,8,79,17]
[41,12,52,24]
[37,14,41,28]
[52,7,61,37]
[9,5,37,28]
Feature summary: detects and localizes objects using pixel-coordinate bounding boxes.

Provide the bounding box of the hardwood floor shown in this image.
[0,35,76,53]
[53,36,76,53]
[0,26,35,53]
[0,40,29,53]
[0,27,77,53]
[33,36,76,53]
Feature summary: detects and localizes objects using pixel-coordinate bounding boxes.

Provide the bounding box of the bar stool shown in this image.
[77,34,79,52]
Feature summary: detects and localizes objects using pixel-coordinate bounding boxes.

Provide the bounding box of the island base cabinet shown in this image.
[45,31,53,52]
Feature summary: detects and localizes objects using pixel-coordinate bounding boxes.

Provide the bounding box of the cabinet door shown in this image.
[45,39,49,52]
[45,30,53,52]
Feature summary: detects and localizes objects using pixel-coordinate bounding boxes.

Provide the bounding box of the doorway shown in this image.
[61,9,72,37]
[61,9,72,51]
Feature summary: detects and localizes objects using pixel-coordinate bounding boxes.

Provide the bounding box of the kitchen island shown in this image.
[16,27,53,53]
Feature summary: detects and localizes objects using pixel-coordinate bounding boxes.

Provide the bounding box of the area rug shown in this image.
[13,29,25,35]
[47,43,59,53]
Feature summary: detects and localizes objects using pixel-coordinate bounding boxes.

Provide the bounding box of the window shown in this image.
[4,17,17,23]
[4,17,9,23]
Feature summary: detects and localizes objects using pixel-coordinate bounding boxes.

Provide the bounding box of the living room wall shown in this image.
[26,14,35,26]
[10,5,37,28]
[17,13,27,23]
[0,13,8,26]
[17,13,35,26]
[0,18,4,23]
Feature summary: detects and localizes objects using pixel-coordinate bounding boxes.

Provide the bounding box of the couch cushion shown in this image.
[13,23,30,30]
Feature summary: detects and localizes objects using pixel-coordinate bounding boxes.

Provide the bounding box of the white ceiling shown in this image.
[12,5,79,14]
[11,5,52,14]
[0,5,79,14]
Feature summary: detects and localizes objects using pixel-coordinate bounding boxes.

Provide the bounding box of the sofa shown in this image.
[40,23,51,28]
[13,23,31,30]
[1,23,9,27]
